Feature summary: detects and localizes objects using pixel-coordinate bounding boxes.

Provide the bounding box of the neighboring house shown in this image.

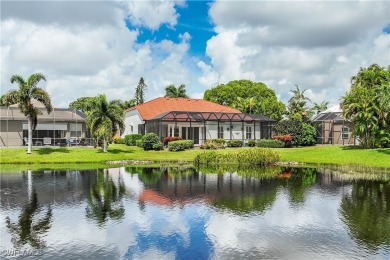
[123,97,276,145]
[312,112,356,145]
[0,101,88,147]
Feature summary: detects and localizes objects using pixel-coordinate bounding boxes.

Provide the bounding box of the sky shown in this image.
[1,0,389,109]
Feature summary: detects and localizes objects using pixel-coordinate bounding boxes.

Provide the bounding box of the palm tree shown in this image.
[89,94,124,152]
[164,84,189,98]
[287,85,312,121]
[312,101,329,115]
[3,73,52,154]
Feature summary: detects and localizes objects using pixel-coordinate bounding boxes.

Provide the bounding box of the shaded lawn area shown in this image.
[0,144,389,168]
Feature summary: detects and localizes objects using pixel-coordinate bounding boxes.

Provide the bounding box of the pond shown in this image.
[1,166,389,259]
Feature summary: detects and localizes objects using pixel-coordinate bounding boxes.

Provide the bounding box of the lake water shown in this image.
[1,166,389,259]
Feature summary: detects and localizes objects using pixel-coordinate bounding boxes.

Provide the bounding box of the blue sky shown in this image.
[1,1,389,108]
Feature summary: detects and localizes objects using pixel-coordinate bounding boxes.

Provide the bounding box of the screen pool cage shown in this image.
[143,111,276,144]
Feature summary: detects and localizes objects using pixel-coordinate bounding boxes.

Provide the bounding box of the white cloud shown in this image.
[204,0,390,105]
[0,1,200,106]
[124,0,180,30]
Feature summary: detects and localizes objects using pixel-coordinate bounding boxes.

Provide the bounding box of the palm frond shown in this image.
[2,90,20,107]
[10,75,25,86]
[31,88,52,114]
[27,73,46,90]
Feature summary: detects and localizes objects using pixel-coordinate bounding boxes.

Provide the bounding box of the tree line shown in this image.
[2,63,389,153]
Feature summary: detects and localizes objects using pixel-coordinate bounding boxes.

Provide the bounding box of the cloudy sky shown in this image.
[1,0,389,108]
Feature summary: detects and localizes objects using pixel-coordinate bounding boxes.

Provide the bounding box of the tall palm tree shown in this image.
[312,101,329,115]
[287,85,312,121]
[164,84,189,98]
[89,94,124,152]
[3,73,52,154]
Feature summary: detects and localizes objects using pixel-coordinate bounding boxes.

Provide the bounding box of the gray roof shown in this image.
[0,106,86,122]
[312,112,346,122]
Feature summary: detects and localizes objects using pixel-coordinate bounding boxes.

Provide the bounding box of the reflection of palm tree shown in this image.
[340,181,390,250]
[5,191,52,249]
[86,169,126,225]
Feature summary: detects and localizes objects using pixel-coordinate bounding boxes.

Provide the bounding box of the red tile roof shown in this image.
[126,97,240,120]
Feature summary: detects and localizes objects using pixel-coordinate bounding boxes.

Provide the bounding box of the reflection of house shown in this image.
[0,101,88,147]
[312,112,356,145]
[123,97,276,145]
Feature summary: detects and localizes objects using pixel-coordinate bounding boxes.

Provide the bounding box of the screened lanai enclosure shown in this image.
[0,106,94,147]
[143,111,276,145]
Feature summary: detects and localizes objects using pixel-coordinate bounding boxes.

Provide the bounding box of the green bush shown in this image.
[201,138,226,149]
[114,137,126,144]
[273,119,317,146]
[300,123,317,146]
[152,141,164,151]
[194,148,279,166]
[256,139,284,148]
[248,139,256,147]
[227,140,243,147]
[136,140,142,147]
[168,140,194,151]
[125,134,143,146]
[141,133,160,151]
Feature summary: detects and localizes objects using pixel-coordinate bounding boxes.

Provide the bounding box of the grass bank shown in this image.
[0,144,389,168]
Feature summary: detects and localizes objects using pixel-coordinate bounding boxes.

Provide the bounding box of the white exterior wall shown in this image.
[123,109,144,137]
[206,122,261,140]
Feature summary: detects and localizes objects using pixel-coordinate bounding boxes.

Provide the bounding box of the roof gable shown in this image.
[126,97,241,120]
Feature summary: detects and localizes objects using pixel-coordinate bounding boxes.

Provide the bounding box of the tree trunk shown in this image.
[103,138,107,153]
[27,117,33,154]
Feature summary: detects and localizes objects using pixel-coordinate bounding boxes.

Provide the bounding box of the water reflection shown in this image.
[0,166,389,259]
[85,169,126,226]
[340,180,390,250]
[5,190,52,249]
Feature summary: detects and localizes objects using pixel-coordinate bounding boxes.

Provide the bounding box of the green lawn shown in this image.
[0,144,389,168]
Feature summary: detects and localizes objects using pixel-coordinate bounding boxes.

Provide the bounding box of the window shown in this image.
[246,126,252,139]
[174,127,179,137]
[342,127,349,140]
[218,126,223,139]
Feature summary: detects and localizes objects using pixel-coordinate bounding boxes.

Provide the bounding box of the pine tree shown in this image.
[134,77,147,105]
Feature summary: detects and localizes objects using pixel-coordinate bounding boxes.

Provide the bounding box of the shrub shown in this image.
[168,140,194,151]
[141,133,160,151]
[200,143,218,150]
[125,134,143,146]
[227,140,243,147]
[207,138,226,146]
[248,139,256,147]
[194,148,279,166]
[113,136,126,144]
[272,135,293,148]
[136,139,142,147]
[152,141,164,151]
[256,139,284,148]
[273,119,303,145]
[299,123,317,146]
[163,136,182,146]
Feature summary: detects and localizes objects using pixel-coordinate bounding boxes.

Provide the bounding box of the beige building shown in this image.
[313,112,356,145]
[0,104,88,147]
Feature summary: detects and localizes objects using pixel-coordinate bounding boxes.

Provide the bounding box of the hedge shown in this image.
[125,134,143,146]
[256,139,284,148]
[163,136,182,146]
[168,140,194,151]
[227,140,243,147]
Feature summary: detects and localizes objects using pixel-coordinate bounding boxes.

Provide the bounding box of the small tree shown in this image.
[134,77,147,105]
[164,84,189,98]
[3,73,52,154]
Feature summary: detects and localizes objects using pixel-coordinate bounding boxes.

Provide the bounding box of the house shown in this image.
[312,112,356,145]
[123,97,276,145]
[0,100,89,147]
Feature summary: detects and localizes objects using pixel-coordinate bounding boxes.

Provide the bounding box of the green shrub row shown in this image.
[114,137,126,144]
[227,140,243,147]
[256,139,284,148]
[194,148,279,166]
[200,138,226,149]
[124,134,143,146]
[168,140,194,151]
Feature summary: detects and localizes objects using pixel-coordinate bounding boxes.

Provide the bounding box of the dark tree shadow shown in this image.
[36,148,70,155]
